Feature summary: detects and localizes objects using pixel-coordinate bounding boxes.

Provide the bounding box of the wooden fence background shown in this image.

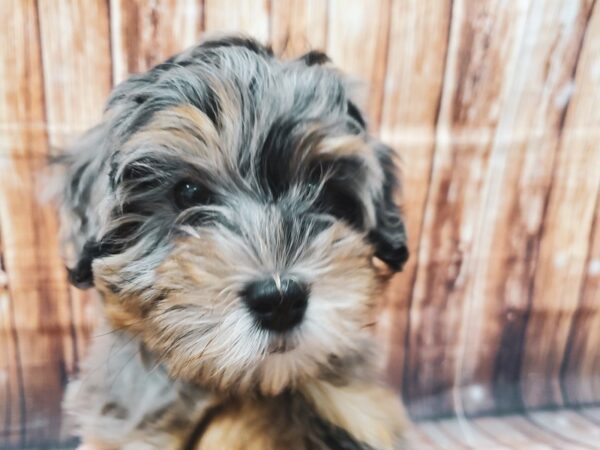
[1,0,599,447]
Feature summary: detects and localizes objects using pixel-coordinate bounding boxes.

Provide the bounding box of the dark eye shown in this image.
[173,180,210,210]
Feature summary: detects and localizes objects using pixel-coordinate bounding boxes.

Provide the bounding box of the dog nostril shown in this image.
[241,277,309,332]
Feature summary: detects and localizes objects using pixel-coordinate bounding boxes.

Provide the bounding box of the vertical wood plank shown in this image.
[562,194,600,405]
[326,0,392,130]
[521,1,600,409]
[0,0,73,445]
[375,0,452,395]
[204,0,270,42]
[111,0,204,83]
[0,225,21,448]
[405,0,531,418]
[270,0,328,57]
[38,0,112,147]
[453,0,595,416]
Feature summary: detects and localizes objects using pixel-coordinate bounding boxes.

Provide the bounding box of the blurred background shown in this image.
[1,0,599,448]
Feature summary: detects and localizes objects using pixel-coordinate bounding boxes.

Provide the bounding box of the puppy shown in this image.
[57,36,409,450]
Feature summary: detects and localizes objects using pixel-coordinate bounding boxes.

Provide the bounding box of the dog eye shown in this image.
[173,180,209,209]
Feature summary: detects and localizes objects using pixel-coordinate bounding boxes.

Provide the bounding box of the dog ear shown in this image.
[368,144,409,272]
[54,122,111,288]
[298,50,331,66]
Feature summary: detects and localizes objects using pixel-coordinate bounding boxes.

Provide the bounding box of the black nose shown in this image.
[242,278,309,332]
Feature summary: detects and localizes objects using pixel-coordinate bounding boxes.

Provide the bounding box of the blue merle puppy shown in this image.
[57,36,409,450]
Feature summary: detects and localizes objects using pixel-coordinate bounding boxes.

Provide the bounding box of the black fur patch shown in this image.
[193,85,222,127]
[347,101,366,129]
[369,146,409,271]
[132,94,148,105]
[67,240,104,288]
[67,221,142,288]
[313,416,375,450]
[312,158,365,229]
[257,117,301,198]
[368,229,409,271]
[300,50,331,66]
[121,157,162,184]
[181,403,226,450]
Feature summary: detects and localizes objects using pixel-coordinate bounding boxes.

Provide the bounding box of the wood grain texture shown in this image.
[326,0,392,130]
[405,0,532,419]
[204,0,270,41]
[412,408,600,449]
[454,0,595,416]
[1,0,600,446]
[562,188,600,405]
[111,0,204,83]
[0,223,21,448]
[521,0,600,409]
[376,0,452,394]
[270,0,328,57]
[38,0,113,148]
[0,0,72,446]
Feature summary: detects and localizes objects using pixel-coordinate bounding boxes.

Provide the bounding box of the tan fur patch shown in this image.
[302,380,407,450]
[120,103,230,177]
[195,400,305,450]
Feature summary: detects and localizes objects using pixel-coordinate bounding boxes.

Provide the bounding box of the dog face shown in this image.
[59,37,408,395]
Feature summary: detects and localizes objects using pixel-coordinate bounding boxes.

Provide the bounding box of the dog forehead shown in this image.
[108,44,356,159]
[109,41,349,127]
[105,39,380,198]
[121,102,372,169]
[115,103,374,197]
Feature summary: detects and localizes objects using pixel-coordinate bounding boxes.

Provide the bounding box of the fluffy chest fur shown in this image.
[194,382,405,450]
[64,329,405,450]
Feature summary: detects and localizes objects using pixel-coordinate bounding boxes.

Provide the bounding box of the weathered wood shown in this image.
[270,0,328,57]
[473,416,541,448]
[453,0,595,416]
[405,0,531,418]
[204,0,270,41]
[38,0,112,146]
[412,409,600,449]
[326,0,392,131]
[562,191,600,405]
[528,410,600,448]
[436,417,510,449]
[1,1,600,445]
[111,0,204,83]
[521,0,600,409]
[0,223,21,448]
[375,0,452,394]
[417,421,468,449]
[0,0,72,445]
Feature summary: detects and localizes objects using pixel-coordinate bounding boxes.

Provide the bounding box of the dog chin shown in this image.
[201,328,332,396]
[257,348,318,395]
[266,333,299,354]
[251,331,321,395]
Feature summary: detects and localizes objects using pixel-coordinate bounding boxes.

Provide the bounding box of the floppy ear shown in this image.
[298,50,331,66]
[54,122,111,288]
[368,145,409,272]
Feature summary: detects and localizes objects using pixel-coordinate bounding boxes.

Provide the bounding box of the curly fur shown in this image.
[56,35,409,450]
